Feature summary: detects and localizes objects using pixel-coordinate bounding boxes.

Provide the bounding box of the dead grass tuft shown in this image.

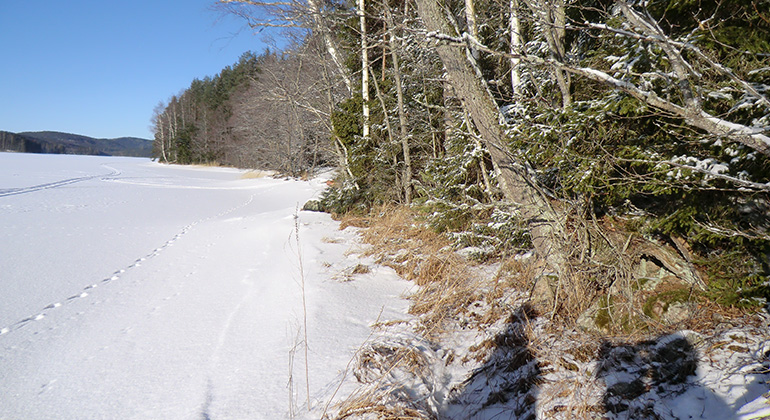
[353,342,430,384]
[332,336,437,420]
[335,391,435,420]
[352,264,371,275]
[334,264,373,282]
[355,206,482,337]
[337,213,370,229]
[240,170,273,179]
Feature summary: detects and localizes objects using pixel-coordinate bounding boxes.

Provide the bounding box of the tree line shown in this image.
[151,45,344,175]
[153,0,770,321]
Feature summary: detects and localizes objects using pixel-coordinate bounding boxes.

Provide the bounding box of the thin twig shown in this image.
[293,208,311,411]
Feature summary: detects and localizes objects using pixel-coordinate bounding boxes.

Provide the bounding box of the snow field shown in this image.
[0,153,411,419]
[3,152,767,420]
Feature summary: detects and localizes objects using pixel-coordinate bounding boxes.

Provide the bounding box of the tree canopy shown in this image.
[153,0,770,318]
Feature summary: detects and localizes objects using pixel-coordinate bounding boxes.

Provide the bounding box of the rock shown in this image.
[302,199,324,212]
[529,274,556,308]
[635,258,675,291]
[576,296,613,333]
[607,380,646,400]
[662,301,696,324]
[642,288,696,324]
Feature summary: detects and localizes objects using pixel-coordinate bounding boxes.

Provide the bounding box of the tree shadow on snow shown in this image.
[444,304,541,420]
[442,309,769,419]
[595,332,761,420]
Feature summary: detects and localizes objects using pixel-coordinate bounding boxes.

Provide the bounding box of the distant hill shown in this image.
[0,131,153,157]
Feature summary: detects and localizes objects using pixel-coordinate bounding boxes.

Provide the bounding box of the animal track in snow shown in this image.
[0,192,260,339]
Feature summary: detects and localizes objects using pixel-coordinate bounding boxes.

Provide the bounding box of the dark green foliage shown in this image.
[449,206,532,261]
[506,33,770,305]
[1,131,151,157]
[415,133,530,259]
[207,0,770,311]
[332,96,364,147]
[699,250,770,307]
[152,52,260,165]
[418,134,490,229]
[421,135,489,205]
[647,0,770,63]
[319,180,371,215]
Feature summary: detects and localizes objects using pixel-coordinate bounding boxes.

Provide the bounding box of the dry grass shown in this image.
[333,337,437,420]
[335,390,435,420]
[341,205,621,336]
[328,204,770,420]
[334,264,372,282]
[353,342,430,384]
[327,206,480,419]
[343,206,485,337]
[240,170,273,179]
[190,161,222,168]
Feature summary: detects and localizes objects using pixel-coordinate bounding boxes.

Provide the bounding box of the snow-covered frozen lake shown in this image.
[0,152,409,419]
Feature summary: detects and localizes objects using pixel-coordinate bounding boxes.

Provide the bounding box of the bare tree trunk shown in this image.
[370,65,396,153]
[442,78,454,157]
[159,115,168,163]
[358,0,371,141]
[152,102,170,164]
[169,100,178,162]
[415,0,567,278]
[460,106,494,196]
[522,0,571,107]
[548,0,571,107]
[383,0,413,203]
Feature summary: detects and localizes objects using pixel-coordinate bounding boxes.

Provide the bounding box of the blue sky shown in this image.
[0,1,276,140]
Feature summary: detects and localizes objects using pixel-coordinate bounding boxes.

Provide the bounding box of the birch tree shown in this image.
[358,0,371,141]
[509,0,522,95]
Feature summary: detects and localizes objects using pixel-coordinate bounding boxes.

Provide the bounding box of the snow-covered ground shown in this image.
[2,152,769,420]
[0,152,411,419]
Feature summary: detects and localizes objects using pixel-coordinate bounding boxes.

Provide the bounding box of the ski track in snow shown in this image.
[0,164,121,197]
[0,190,262,338]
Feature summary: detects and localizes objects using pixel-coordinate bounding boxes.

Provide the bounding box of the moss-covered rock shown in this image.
[643,288,695,324]
[302,199,325,212]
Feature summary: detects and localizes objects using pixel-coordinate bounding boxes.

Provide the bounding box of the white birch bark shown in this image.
[465,0,479,60]
[510,0,522,95]
[358,0,370,140]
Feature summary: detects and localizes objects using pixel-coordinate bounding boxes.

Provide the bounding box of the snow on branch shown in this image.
[606,2,770,110]
[425,4,770,157]
[694,219,770,241]
[624,157,770,192]
[425,30,503,55]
